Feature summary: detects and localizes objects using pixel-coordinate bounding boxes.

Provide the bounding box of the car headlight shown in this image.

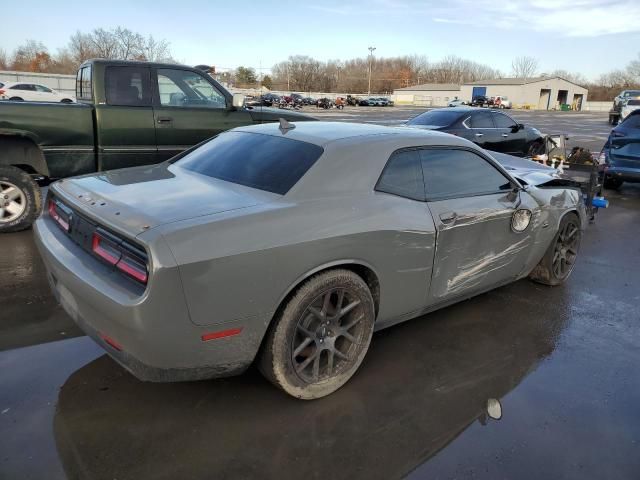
[531,128,541,136]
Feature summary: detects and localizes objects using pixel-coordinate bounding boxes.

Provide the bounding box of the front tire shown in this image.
[9,97,24,101]
[0,166,42,233]
[259,269,376,399]
[604,176,623,190]
[529,213,581,286]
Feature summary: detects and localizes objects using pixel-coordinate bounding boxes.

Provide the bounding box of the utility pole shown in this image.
[367,46,376,96]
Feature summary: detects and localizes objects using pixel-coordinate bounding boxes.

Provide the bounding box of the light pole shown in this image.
[367,46,376,96]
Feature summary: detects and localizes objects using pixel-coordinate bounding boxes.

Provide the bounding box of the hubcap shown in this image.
[0,181,27,223]
[552,220,580,279]
[292,288,366,383]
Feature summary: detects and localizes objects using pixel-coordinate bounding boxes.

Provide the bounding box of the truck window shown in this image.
[157,68,226,109]
[105,66,152,107]
[76,66,92,101]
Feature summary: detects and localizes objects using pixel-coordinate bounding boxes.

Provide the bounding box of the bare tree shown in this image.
[511,56,539,78]
[0,48,8,70]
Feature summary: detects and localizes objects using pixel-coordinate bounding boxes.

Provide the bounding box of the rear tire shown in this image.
[9,97,24,101]
[60,98,73,103]
[259,269,375,399]
[529,213,581,286]
[0,166,42,233]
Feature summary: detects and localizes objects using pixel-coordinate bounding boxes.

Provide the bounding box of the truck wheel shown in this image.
[259,269,375,400]
[529,213,581,286]
[60,98,73,103]
[0,166,42,233]
[9,97,24,101]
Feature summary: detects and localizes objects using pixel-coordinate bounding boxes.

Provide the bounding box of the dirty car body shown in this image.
[34,122,586,392]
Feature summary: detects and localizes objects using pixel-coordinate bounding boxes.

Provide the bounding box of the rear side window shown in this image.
[420,149,512,200]
[176,132,324,195]
[621,113,640,128]
[469,112,494,128]
[76,66,92,101]
[105,66,151,107]
[376,150,425,201]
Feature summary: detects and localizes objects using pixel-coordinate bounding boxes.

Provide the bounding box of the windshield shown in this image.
[176,132,324,195]
[623,90,640,97]
[407,110,460,127]
[626,100,640,106]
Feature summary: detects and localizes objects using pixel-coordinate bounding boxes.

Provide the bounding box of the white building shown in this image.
[392,83,462,107]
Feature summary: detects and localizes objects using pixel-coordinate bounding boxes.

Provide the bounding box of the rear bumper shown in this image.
[606,167,640,183]
[33,215,255,382]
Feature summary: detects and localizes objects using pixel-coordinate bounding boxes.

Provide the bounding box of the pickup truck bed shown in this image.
[0,58,315,232]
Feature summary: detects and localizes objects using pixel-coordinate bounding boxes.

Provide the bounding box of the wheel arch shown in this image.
[0,134,49,177]
[273,260,381,324]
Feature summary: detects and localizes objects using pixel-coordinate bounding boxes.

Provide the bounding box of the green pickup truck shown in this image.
[0,59,315,232]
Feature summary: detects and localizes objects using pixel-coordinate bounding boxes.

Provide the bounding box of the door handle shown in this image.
[475,133,483,137]
[156,116,173,124]
[501,133,509,137]
[439,211,457,224]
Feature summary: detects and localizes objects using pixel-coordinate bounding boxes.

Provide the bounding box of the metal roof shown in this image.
[394,83,461,92]
[464,76,587,88]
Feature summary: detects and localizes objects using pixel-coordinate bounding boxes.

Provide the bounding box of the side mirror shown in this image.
[512,123,524,132]
[232,93,245,108]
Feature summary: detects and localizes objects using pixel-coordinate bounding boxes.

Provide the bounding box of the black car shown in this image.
[602,109,640,189]
[259,93,282,107]
[406,107,543,157]
[303,96,316,105]
[471,95,490,107]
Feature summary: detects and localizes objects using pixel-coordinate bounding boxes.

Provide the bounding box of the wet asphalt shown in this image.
[1,111,639,480]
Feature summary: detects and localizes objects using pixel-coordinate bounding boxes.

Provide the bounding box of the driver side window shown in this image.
[157,68,226,109]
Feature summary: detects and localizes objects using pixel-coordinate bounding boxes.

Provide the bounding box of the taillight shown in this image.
[611,131,626,138]
[92,229,149,284]
[48,199,70,232]
[0,89,5,95]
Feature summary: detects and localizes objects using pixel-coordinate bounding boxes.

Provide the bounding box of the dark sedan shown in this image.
[259,93,281,106]
[406,107,543,156]
[603,109,640,189]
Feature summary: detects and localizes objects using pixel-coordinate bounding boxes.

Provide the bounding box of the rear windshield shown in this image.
[621,113,640,128]
[407,110,460,127]
[176,132,324,195]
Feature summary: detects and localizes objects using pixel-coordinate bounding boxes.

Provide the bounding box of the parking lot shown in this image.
[1,108,640,479]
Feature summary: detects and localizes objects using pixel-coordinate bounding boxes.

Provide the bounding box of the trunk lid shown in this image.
[53,163,278,235]
[608,137,640,169]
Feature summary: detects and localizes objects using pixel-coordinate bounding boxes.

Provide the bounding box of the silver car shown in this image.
[34,122,586,399]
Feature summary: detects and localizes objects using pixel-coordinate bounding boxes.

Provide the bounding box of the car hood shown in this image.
[490,152,568,186]
[246,106,317,123]
[52,163,278,236]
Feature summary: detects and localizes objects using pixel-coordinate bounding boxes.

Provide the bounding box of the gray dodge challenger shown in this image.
[34,121,586,399]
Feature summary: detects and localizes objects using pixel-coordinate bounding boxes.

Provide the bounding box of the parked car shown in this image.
[620,99,640,121]
[346,95,359,106]
[470,95,490,107]
[447,98,467,107]
[0,82,75,103]
[405,107,543,156]
[259,93,282,106]
[316,97,334,109]
[489,96,512,109]
[35,121,586,399]
[302,96,316,105]
[0,59,316,233]
[609,89,640,124]
[602,109,640,190]
[359,98,372,106]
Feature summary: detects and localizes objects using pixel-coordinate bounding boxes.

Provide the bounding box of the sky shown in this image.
[3,0,640,80]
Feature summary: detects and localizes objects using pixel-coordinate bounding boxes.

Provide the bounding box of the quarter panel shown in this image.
[160,194,436,328]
